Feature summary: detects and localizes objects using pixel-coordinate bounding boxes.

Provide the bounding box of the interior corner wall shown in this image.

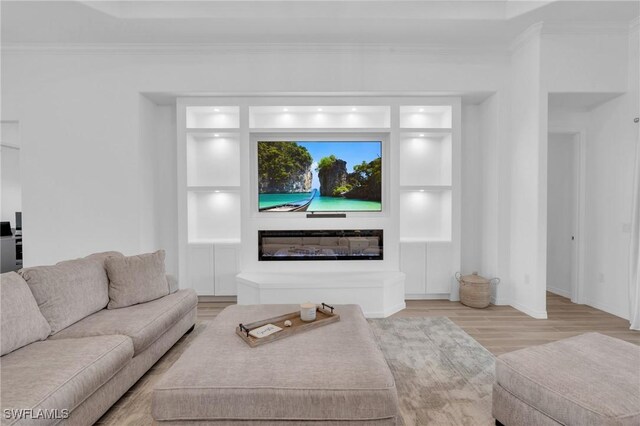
[508,27,548,318]
[579,25,639,320]
[580,95,636,320]
[138,95,178,275]
[479,92,511,304]
[461,104,482,273]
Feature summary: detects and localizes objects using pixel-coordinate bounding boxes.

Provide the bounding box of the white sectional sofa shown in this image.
[0,251,197,426]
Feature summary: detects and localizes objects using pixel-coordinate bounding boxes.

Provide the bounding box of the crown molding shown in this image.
[509,22,543,52]
[541,21,632,36]
[509,20,635,52]
[0,42,509,60]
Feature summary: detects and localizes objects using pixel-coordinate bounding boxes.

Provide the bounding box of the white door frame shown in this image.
[547,128,586,304]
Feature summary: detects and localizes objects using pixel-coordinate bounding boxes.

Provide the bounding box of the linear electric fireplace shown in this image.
[258,229,383,261]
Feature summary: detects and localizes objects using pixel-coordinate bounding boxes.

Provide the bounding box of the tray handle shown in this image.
[239,323,250,337]
[321,303,335,313]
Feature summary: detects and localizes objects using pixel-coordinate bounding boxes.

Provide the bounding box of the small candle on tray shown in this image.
[300,302,316,322]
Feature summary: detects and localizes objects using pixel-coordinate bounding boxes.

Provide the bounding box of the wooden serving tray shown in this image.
[236,303,340,347]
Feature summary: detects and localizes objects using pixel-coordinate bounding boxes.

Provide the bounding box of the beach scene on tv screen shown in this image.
[258,141,382,212]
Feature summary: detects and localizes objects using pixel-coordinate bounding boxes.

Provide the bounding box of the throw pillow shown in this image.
[1,272,51,355]
[106,250,169,309]
[20,251,122,334]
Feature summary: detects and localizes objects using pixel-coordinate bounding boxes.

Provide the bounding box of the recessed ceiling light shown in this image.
[317,108,323,112]
[283,108,288,112]
[213,108,220,112]
[419,189,425,193]
[419,134,425,137]
[214,190,221,193]
[213,134,220,137]
[351,107,357,112]
[418,108,424,112]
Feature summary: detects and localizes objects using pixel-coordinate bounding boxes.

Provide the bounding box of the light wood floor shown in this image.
[97,293,638,424]
[395,293,639,355]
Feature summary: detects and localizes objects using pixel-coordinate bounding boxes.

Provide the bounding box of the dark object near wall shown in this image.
[0,222,12,237]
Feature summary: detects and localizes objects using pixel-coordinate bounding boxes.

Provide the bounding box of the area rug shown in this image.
[369,317,496,426]
[99,317,495,425]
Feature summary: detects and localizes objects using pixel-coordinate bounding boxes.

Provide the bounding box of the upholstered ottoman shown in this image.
[152,304,399,425]
[493,333,640,426]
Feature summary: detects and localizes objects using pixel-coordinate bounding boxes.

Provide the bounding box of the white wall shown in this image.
[479,92,511,304]
[543,32,629,93]
[544,21,639,320]
[2,22,637,318]
[1,47,508,269]
[508,25,548,318]
[461,104,483,273]
[582,95,637,319]
[139,96,178,275]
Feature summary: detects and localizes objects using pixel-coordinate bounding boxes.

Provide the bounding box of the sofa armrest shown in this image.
[166,274,179,294]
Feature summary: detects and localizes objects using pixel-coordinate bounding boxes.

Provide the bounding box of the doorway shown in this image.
[547,132,581,302]
[1,121,22,272]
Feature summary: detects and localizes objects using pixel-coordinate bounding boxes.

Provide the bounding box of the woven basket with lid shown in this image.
[455,272,500,309]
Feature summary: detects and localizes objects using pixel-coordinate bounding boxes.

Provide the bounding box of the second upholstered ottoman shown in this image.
[493,332,640,426]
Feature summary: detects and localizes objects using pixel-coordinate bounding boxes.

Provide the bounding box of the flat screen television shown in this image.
[258,141,382,212]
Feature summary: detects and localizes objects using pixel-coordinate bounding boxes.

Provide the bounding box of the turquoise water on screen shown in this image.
[259,192,381,212]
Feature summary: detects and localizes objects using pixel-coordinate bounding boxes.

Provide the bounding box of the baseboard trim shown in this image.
[367,301,406,318]
[583,298,629,321]
[491,297,510,306]
[547,286,571,299]
[198,295,237,303]
[511,302,548,319]
[405,293,450,300]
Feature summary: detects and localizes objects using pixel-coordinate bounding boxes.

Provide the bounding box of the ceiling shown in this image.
[1,1,638,47]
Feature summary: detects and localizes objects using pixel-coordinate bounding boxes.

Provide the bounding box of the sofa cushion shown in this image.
[496,333,640,426]
[106,250,169,309]
[0,272,51,356]
[51,289,197,355]
[19,251,122,334]
[0,335,133,426]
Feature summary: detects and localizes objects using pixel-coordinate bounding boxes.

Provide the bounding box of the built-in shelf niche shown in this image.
[186,133,240,187]
[186,106,240,129]
[400,106,452,129]
[249,106,390,129]
[399,189,452,242]
[188,191,241,244]
[399,132,452,187]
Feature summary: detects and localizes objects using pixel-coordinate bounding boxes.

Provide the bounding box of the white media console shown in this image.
[237,271,406,318]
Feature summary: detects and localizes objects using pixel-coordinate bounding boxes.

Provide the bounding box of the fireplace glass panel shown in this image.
[258,229,383,261]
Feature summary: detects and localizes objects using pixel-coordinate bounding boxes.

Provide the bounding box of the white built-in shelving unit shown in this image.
[179,105,242,296]
[177,97,460,302]
[397,104,460,299]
